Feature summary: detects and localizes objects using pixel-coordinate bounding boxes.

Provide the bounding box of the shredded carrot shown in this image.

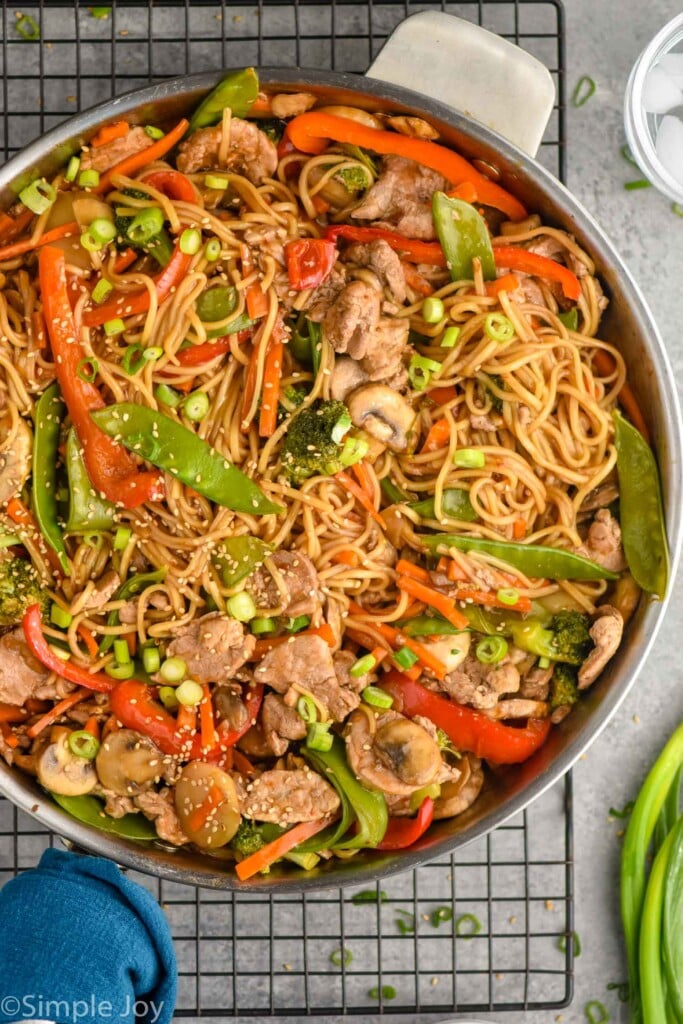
[91,120,129,148]
[250,92,273,116]
[0,703,28,724]
[347,605,447,680]
[113,248,138,273]
[0,208,33,245]
[0,220,79,264]
[397,575,469,630]
[176,705,197,734]
[370,646,388,666]
[258,337,284,438]
[352,460,377,505]
[395,559,431,583]
[231,748,257,776]
[200,685,219,752]
[437,556,468,583]
[400,260,434,297]
[485,273,519,297]
[251,623,336,659]
[455,587,532,614]
[84,716,101,740]
[7,497,64,575]
[31,310,47,349]
[427,385,458,406]
[219,747,234,771]
[421,417,451,453]
[27,689,90,739]
[401,663,422,681]
[124,631,137,658]
[102,716,120,740]
[513,518,527,540]
[447,181,478,204]
[592,348,650,443]
[312,194,330,214]
[335,471,386,528]
[331,550,359,567]
[240,243,269,319]
[236,815,335,881]
[187,783,226,834]
[96,117,189,194]
[0,723,19,749]
[77,624,99,659]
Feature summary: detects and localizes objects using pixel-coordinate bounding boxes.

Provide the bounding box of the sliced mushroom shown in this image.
[37,727,97,796]
[346,709,442,796]
[95,729,163,796]
[175,761,241,849]
[347,384,415,452]
[433,755,484,820]
[330,356,368,402]
[0,417,32,504]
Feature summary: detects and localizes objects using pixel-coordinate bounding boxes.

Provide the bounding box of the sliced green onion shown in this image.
[621,143,637,166]
[369,986,396,1001]
[329,948,353,967]
[89,218,116,244]
[19,178,56,215]
[91,278,113,304]
[176,680,204,707]
[144,125,164,140]
[572,75,596,108]
[143,346,163,362]
[204,238,222,262]
[455,913,482,938]
[180,228,202,255]
[340,436,369,467]
[306,722,333,752]
[395,909,415,934]
[422,296,445,323]
[393,645,419,670]
[122,344,146,375]
[350,654,376,678]
[77,358,98,383]
[409,354,442,392]
[226,591,257,623]
[205,174,229,190]
[113,526,132,551]
[50,603,73,629]
[159,656,187,683]
[16,14,40,41]
[142,644,161,674]
[609,801,634,820]
[80,230,102,252]
[557,930,582,956]
[672,202,683,217]
[158,686,179,710]
[331,410,352,444]
[475,636,508,664]
[82,532,104,549]
[250,616,277,636]
[409,782,441,810]
[90,6,111,18]
[453,448,485,469]
[441,326,460,349]
[154,383,181,408]
[286,615,310,633]
[78,169,100,189]
[538,656,551,669]
[351,890,387,904]
[104,318,125,336]
[105,661,135,680]
[430,906,453,927]
[127,207,164,245]
[584,1001,609,1024]
[484,312,514,343]
[114,638,131,665]
[606,981,629,1003]
[362,685,393,709]
[496,587,520,606]
[182,390,210,422]
[296,695,318,724]
[68,731,100,760]
[65,156,81,182]
[624,179,650,190]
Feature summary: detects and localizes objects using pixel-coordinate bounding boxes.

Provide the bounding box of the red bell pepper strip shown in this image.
[325,224,446,266]
[141,169,199,204]
[110,680,263,759]
[285,113,527,221]
[95,117,189,195]
[82,240,191,327]
[383,671,552,765]
[284,238,337,290]
[0,207,33,245]
[22,604,114,694]
[39,246,163,508]
[491,245,581,301]
[376,796,435,851]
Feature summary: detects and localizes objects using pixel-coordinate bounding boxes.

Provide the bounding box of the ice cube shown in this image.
[659,52,683,88]
[642,65,683,114]
[655,114,683,187]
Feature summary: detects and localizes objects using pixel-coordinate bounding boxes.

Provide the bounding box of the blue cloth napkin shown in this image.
[0,849,176,1024]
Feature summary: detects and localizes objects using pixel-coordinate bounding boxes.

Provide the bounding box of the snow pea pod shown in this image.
[422,533,617,581]
[91,403,282,516]
[410,487,477,523]
[432,191,496,282]
[195,285,253,338]
[614,410,669,600]
[188,67,260,133]
[64,427,116,534]
[32,381,70,575]
[52,793,157,841]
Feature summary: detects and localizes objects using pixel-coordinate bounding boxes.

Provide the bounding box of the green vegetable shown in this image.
[98,567,166,654]
[52,793,157,841]
[306,722,334,752]
[0,553,46,626]
[455,913,482,938]
[214,535,272,588]
[330,947,353,967]
[281,399,351,485]
[104,318,125,336]
[188,67,260,133]
[286,614,310,633]
[257,119,287,144]
[395,909,415,934]
[550,663,580,710]
[410,487,477,523]
[399,614,465,638]
[362,686,393,709]
[476,636,508,664]
[422,533,618,581]
[180,228,201,255]
[79,169,100,189]
[422,296,444,323]
[226,590,257,623]
[51,603,73,629]
[546,610,592,664]
[64,427,115,535]
[340,144,378,177]
[441,326,460,349]
[624,180,650,191]
[558,308,579,331]
[606,981,629,1003]
[610,802,635,820]
[432,191,496,281]
[16,13,40,40]
[334,164,371,193]
[31,382,69,574]
[113,188,173,267]
[142,644,160,674]
[408,354,442,392]
[484,373,504,412]
[557,930,582,956]
[484,312,514,343]
[20,178,54,214]
[662,814,683,1019]
[68,730,100,760]
[91,403,281,516]
[584,1000,609,1023]
[572,75,596,107]
[195,284,253,338]
[369,986,396,1001]
[351,889,387,904]
[126,206,164,245]
[430,906,453,926]
[380,477,409,505]
[289,317,322,377]
[614,410,668,599]
[453,448,485,469]
[394,646,419,670]
[176,680,203,707]
[182,390,210,422]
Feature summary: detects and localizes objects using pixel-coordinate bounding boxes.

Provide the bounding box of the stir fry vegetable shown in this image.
[432,192,496,281]
[31,382,70,574]
[422,533,618,581]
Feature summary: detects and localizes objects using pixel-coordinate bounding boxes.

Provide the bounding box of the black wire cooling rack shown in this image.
[0,1,572,1017]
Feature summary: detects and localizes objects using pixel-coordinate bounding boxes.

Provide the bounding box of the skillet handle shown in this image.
[366,11,555,158]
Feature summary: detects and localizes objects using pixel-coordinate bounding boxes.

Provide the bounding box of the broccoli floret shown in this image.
[230,819,266,857]
[281,399,351,485]
[335,165,371,193]
[0,553,46,626]
[258,118,288,143]
[549,610,593,666]
[277,384,308,423]
[550,663,580,710]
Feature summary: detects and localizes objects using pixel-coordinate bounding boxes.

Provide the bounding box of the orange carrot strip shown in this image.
[347,605,447,680]
[95,118,189,194]
[370,646,388,666]
[232,748,257,776]
[397,575,469,630]
[421,417,451,453]
[427,385,458,406]
[395,559,431,583]
[0,723,19,749]
[240,243,269,319]
[258,337,283,438]
[0,208,33,245]
[91,120,129,148]
[436,556,468,583]
[31,310,47,349]
[513,518,526,540]
[455,587,532,615]
[312,194,330,214]
[331,550,359,567]
[200,685,219,752]
[0,703,28,724]
[400,260,434,297]
[0,220,79,263]
[352,461,377,506]
[251,624,336,659]
[187,783,226,833]
[26,689,90,739]
[592,349,650,443]
[236,816,335,881]
[84,716,101,740]
[485,273,519,297]
[176,705,197,734]
[335,471,386,528]
[77,624,99,659]
[102,716,120,740]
